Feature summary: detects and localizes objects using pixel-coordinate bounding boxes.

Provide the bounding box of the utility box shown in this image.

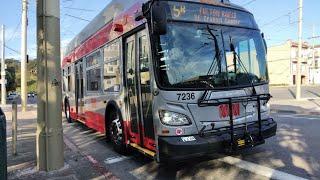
[0,107,7,180]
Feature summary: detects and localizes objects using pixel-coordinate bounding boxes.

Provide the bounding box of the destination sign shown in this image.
[165,1,258,28]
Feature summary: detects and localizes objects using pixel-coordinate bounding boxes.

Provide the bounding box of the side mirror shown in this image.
[151,2,167,35]
[261,33,268,54]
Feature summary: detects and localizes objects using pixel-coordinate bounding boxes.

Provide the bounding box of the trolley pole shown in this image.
[36,0,64,171]
[21,0,28,111]
[296,0,303,100]
[1,25,6,105]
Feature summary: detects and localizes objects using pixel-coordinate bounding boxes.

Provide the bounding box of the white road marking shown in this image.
[104,156,131,164]
[218,156,308,180]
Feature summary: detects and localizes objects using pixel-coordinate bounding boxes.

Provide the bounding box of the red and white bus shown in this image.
[62,0,277,162]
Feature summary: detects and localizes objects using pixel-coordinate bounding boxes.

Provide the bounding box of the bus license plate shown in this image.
[237,139,246,147]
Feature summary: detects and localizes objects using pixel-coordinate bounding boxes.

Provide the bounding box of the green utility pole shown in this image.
[36,0,64,171]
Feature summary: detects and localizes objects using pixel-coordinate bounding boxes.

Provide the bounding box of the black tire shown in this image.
[108,110,127,154]
[64,100,73,123]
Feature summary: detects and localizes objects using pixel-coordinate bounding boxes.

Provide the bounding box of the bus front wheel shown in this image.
[109,111,127,154]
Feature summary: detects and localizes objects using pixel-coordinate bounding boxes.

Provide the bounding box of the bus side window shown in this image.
[103,40,120,92]
[86,51,102,92]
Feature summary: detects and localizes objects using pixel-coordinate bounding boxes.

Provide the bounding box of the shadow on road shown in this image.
[6,108,320,179]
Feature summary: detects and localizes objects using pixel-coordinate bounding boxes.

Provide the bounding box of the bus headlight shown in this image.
[159,110,191,126]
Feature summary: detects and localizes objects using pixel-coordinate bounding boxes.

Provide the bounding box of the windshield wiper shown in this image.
[206,25,222,75]
[229,41,257,95]
[199,26,224,102]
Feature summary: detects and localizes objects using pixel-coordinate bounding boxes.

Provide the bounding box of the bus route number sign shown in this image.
[167,1,256,28]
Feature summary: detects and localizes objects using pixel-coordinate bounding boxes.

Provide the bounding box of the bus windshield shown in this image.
[156,22,268,89]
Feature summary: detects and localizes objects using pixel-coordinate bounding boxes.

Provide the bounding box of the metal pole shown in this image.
[1,25,6,105]
[36,0,64,171]
[312,25,315,84]
[12,101,17,156]
[0,108,7,180]
[21,0,28,112]
[296,0,303,100]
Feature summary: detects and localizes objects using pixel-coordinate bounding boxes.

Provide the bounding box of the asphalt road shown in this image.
[63,112,320,180]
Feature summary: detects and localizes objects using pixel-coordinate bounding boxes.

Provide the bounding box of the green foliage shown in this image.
[5,58,37,93]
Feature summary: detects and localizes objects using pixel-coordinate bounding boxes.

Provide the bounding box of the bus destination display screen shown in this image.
[165,1,258,28]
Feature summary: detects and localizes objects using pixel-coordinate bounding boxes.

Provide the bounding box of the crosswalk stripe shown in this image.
[104,156,131,164]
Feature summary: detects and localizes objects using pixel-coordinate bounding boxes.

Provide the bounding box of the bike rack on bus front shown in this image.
[198,94,272,151]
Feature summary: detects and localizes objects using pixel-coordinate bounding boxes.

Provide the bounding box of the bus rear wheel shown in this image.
[109,111,127,154]
[64,101,72,123]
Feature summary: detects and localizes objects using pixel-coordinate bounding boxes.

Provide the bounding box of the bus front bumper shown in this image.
[158,118,277,162]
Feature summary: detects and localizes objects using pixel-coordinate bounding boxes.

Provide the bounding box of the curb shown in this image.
[271,109,320,116]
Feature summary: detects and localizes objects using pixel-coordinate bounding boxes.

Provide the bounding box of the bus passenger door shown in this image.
[125,35,141,144]
[137,30,155,150]
[75,61,84,117]
[125,29,155,150]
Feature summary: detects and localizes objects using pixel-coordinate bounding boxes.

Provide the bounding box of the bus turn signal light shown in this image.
[162,129,170,134]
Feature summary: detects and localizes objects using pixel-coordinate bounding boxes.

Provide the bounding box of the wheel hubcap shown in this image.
[110,118,122,145]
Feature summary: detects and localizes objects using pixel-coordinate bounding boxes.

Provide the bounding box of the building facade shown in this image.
[267,40,318,86]
[309,45,320,84]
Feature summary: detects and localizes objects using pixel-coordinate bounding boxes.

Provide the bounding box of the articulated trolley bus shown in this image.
[62,0,277,162]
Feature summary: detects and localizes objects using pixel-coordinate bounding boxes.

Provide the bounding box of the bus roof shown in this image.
[64,0,148,57]
[63,0,251,59]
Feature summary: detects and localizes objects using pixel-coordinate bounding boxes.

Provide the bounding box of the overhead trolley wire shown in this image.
[64,14,91,22]
[5,45,20,55]
[242,0,258,7]
[63,7,96,12]
[261,8,299,28]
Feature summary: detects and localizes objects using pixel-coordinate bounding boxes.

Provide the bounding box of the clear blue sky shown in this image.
[0,0,319,60]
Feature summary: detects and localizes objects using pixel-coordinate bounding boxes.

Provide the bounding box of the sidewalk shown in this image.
[270,99,320,115]
[270,86,320,115]
[4,107,118,180]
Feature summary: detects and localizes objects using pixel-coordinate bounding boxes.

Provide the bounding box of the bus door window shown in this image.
[138,34,155,140]
[62,69,66,92]
[126,37,140,140]
[79,62,84,99]
[75,61,84,115]
[67,66,72,92]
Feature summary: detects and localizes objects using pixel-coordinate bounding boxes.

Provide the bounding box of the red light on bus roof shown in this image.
[66,58,71,62]
[113,24,123,32]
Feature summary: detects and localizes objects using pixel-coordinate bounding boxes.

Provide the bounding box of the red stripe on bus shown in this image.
[62,2,143,67]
